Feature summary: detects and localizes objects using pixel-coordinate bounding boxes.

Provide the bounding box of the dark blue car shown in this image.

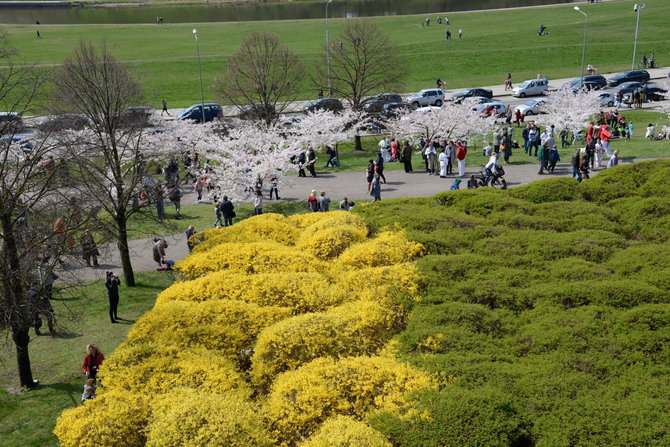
[177,103,223,123]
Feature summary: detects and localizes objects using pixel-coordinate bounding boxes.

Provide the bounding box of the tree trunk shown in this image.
[1,216,36,388]
[116,215,135,287]
[12,326,36,388]
[355,135,363,151]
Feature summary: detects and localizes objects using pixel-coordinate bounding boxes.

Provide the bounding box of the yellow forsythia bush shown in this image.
[300,416,393,447]
[298,225,369,260]
[54,390,150,447]
[300,212,368,235]
[194,213,299,252]
[337,231,424,269]
[265,356,435,445]
[146,389,274,447]
[176,241,326,279]
[100,346,251,398]
[126,300,291,355]
[330,263,422,302]
[252,300,407,391]
[156,271,349,313]
[288,212,333,228]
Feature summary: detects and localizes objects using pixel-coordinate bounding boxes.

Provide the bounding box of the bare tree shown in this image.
[0,52,83,387]
[214,32,304,126]
[314,20,408,149]
[50,42,161,287]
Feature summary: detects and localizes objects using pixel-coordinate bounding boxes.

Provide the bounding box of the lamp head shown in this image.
[574,6,580,11]
[192,29,198,35]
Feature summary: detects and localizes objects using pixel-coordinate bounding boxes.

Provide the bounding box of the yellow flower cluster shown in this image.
[55,212,430,447]
[265,356,435,445]
[299,416,393,447]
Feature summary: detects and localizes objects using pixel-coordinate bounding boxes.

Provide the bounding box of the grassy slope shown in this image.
[3,0,670,108]
[0,272,174,447]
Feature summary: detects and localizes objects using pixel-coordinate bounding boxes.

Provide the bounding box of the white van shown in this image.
[512,78,549,98]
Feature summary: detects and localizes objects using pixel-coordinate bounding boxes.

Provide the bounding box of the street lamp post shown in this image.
[193,29,206,123]
[325,0,334,96]
[574,7,587,89]
[632,3,645,70]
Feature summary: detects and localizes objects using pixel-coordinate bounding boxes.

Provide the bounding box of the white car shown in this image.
[514,99,546,116]
[475,101,505,114]
[598,92,616,108]
[406,88,445,107]
[413,106,442,114]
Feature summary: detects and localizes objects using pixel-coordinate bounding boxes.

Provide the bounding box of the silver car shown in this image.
[512,78,549,98]
[406,88,445,107]
[514,99,546,116]
[598,92,616,108]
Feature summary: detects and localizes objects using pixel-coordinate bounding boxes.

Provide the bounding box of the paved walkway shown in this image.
[67,155,665,282]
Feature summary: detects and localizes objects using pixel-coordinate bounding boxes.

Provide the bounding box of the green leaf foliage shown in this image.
[355,160,670,446]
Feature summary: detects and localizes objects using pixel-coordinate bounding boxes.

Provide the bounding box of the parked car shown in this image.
[512,78,549,97]
[37,114,90,132]
[514,99,546,116]
[0,112,25,132]
[237,103,277,121]
[362,93,403,113]
[613,81,645,95]
[0,135,32,152]
[119,106,152,127]
[606,69,650,87]
[303,98,344,114]
[623,86,668,104]
[475,101,506,115]
[450,88,493,103]
[406,88,445,107]
[177,103,224,123]
[462,96,495,105]
[381,102,413,118]
[562,75,607,91]
[598,92,616,108]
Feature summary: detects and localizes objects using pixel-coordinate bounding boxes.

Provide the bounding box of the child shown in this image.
[81,378,97,402]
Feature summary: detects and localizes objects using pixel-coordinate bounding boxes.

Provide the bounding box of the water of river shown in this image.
[0,0,574,24]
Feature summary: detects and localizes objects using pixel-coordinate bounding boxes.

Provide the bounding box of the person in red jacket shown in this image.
[456,141,468,177]
[598,124,612,158]
[82,343,105,379]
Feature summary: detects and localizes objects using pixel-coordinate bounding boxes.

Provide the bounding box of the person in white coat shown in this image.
[439,148,449,178]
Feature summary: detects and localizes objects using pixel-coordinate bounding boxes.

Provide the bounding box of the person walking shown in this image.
[607,150,619,169]
[456,141,467,177]
[547,145,560,173]
[458,28,463,38]
[571,147,583,182]
[82,344,104,380]
[374,152,387,183]
[161,100,170,116]
[306,147,317,177]
[220,196,235,226]
[318,191,331,212]
[253,189,263,215]
[168,187,182,218]
[505,72,512,90]
[297,151,307,177]
[213,203,223,228]
[30,279,54,336]
[80,229,100,267]
[425,143,437,175]
[401,141,413,173]
[370,173,381,202]
[537,142,547,175]
[105,271,121,323]
[269,176,280,200]
[194,177,204,202]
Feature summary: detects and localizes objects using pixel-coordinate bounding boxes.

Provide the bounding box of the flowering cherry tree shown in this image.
[384,102,496,143]
[536,88,602,134]
[153,110,355,200]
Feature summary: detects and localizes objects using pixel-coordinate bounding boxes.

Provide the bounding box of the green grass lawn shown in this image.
[0,271,174,447]
[3,0,670,109]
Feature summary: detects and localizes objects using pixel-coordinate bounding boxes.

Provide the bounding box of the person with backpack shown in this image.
[308,190,320,212]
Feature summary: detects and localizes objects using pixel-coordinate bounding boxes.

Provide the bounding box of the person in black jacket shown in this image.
[105,271,121,323]
[219,196,235,227]
[374,152,387,183]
